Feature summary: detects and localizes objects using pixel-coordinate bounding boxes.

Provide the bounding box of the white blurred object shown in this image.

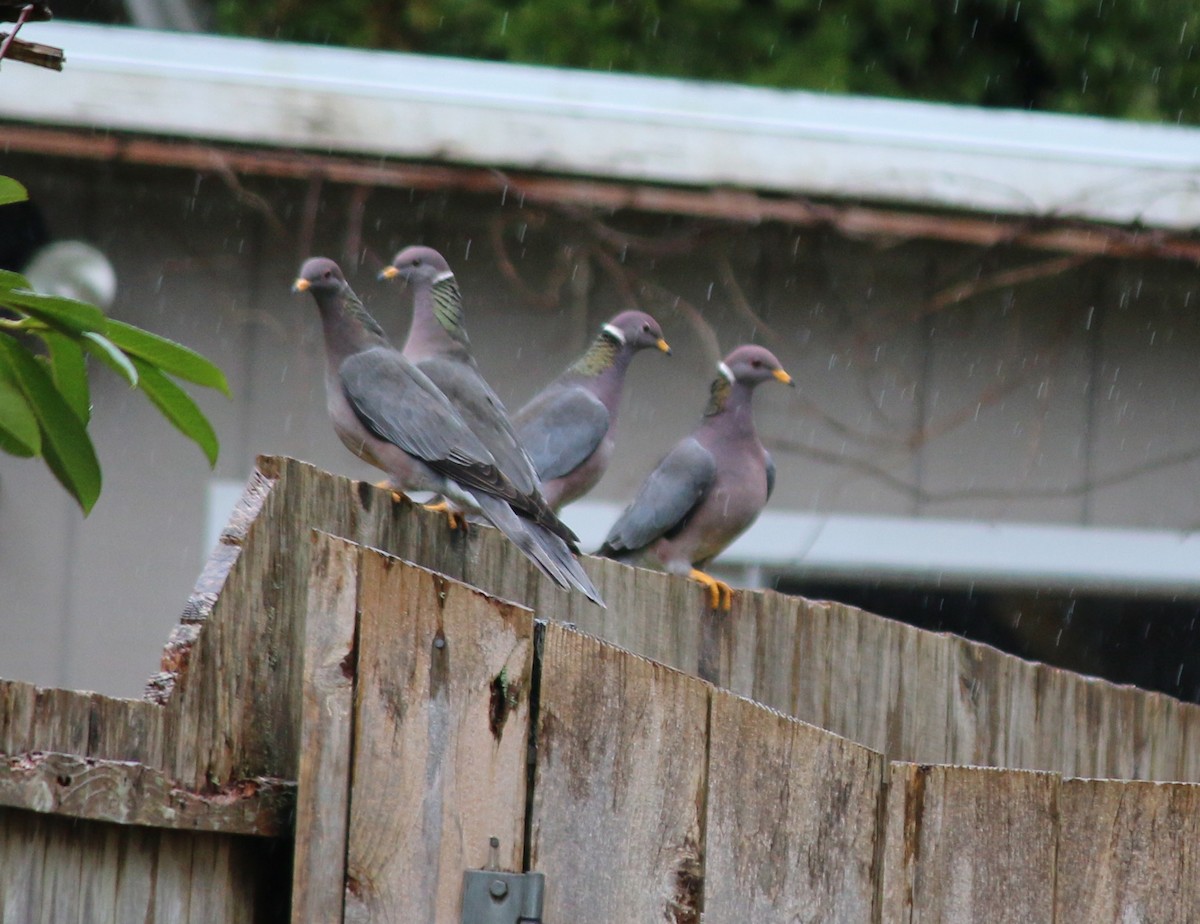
[24,240,117,309]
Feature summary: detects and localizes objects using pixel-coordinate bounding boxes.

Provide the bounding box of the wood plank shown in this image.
[345,553,534,923]
[1055,778,1200,922]
[87,696,164,769]
[77,824,120,924]
[0,681,35,756]
[37,812,85,924]
[704,689,883,921]
[274,458,1200,783]
[0,752,293,835]
[152,828,194,924]
[879,763,1057,923]
[0,808,263,924]
[0,808,40,924]
[530,622,708,924]
[291,532,361,924]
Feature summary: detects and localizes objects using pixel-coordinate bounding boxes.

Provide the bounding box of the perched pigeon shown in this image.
[293,257,603,606]
[513,311,671,511]
[379,245,568,539]
[598,345,794,610]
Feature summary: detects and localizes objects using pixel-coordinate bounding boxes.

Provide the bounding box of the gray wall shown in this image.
[3,152,1198,696]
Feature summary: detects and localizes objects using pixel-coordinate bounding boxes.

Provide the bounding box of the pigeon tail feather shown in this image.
[472,494,605,607]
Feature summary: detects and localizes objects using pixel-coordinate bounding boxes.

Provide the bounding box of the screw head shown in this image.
[489,879,508,899]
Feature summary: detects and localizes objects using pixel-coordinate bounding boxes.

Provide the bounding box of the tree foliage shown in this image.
[0,177,229,514]
[217,0,1200,124]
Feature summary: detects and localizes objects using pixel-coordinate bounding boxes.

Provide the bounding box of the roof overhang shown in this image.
[3,21,1199,241]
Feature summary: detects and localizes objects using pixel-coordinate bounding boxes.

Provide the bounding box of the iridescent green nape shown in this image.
[345,290,387,339]
[703,376,731,417]
[431,274,469,346]
[569,333,621,376]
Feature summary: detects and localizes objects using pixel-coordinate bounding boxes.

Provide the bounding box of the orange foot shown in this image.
[373,479,410,504]
[423,499,468,532]
[689,568,733,611]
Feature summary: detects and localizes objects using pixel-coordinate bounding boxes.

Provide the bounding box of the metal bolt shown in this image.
[489,879,508,900]
[434,637,446,649]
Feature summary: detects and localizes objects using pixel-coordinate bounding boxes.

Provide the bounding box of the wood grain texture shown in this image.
[0,751,292,835]
[158,457,1200,786]
[292,532,362,924]
[704,689,883,922]
[345,552,533,924]
[1056,777,1200,923]
[530,622,708,924]
[880,763,1057,924]
[0,808,264,923]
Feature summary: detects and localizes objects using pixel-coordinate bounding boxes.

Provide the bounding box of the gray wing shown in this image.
[418,356,542,497]
[339,348,516,501]
[600,437,716,554]
[515,385,610,482]
[765,450,776,501]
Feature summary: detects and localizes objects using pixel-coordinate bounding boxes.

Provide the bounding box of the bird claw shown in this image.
[689,568,733,611]
[423,499,469,533]
[373,479,410,505]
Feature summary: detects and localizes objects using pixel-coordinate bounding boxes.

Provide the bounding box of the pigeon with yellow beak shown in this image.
[293,256,603,607]
[513,310,671,512]
[598,345,793,610]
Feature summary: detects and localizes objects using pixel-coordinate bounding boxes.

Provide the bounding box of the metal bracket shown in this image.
[461,836,544,923]
[461,869,544,924]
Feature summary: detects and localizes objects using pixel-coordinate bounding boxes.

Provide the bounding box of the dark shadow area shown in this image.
[776,576,1200,704]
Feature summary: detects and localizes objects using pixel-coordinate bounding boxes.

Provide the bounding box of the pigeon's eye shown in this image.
[412,258,422,267]
[751,359,762,368]
[322,270,332,279]
[642,324,652,333]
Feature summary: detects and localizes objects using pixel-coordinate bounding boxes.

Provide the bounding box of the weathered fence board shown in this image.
[344,551,534,923]
[0,751,291,835]
[8,456,1200,922]
[0,808,265,924]
[704,689,883,922]
[291,531,361,924]
[184,457,1200,785]
[530,621,708,924]
[880,763,1058,923]
[1056,778,1200,923]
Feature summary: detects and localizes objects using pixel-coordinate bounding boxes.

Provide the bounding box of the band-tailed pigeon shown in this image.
[598,345,793,610]
[379,245,571,538]
[513,311,671,511]
[293,257,603,606]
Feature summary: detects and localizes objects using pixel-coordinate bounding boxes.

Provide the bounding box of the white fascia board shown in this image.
[564,501,1200,594]
[5,21,1200,229]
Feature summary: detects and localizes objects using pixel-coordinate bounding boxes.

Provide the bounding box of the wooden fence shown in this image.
[2,455,1200,921]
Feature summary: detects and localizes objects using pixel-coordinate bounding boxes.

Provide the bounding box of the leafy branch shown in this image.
[0,176,229,513]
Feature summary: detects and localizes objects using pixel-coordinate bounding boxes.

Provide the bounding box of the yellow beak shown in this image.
[773,368,794,386]
[292,278,310,293]
[379,265,400,280]
[657,338,672,354]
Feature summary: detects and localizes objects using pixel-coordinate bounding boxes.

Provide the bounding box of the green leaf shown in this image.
[131,358,220,466]
[106,320,231,396]
[3,288,108,335]
[0,177,27,207]
[83,332,139,387]
[0,268,31,293]
[0,334,101,513]
[44,331,91,424]
[0,363,41,456]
